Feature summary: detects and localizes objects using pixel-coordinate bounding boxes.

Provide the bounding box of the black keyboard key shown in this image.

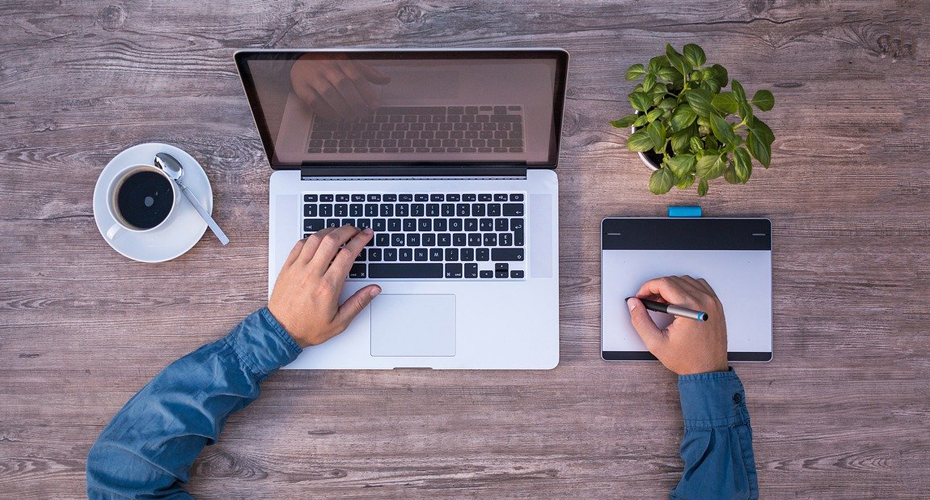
[411,204,425,217]
[495,218,509,231]
[320,205,333,217]
[326,219,340,228]
[438,233,451,246]
[492,248,524,261]
[453,234,467,246]
[511,270,525,279]
[503,203,524,216]
[369,248,383,261]
[463,194,477,202]
[352,194,366,202]
[472,204,485,216]
[434,219,448,231]
[403,218,417,232]
[400,194,413,202]
[514,227,524,246]
[500,233,513,246]
[426,204,440,216]
[445,248,459,261]
[494,194,508,201]
[350,204,363,217]
[373,218,386,231]
[376,234,390,247]
[336,194,350,202]
[477,248,490,261]
[320,194,334,202]
[445,263,463,278]
[342,218,355,227]
[400,248,413,261]
[461,248,474,261]
[388,219,401,232]
[369,263,443,278]
[479,218,493,231]
[304,194,318,202]
[384,248,398,261]
[510,193,524,201]
[423,234,436,246]
[384,194,397,202]
[468,233,482,246]
[391,234,405,246]
[304,218,324,232]
[511,218,524,231]
[380,204,393,217]
[367,194,381,202]
[415,248,428,261]
[429,248,443,261]
[357,218,371,230]
[449,219,463,231]
[355,249,367,262]
[365,204,378,217]
[441,204,455,216]
[304,205,317,217]
[457,204,470,216]
[349,264,366,278]
[478,194,493,201]
[465,263,478,278]
[464,219,478,231]
[430,194,444,202]
[407,234,420,246]
[480,270,493,278]
[483,233,497,246]
[415,194,429,201]
[396,204,409,217]
[418,219,432,231]
[447,194,461,202]
[488,204,501,216]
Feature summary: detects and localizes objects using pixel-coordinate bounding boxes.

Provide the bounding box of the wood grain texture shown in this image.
[2,0,929,498]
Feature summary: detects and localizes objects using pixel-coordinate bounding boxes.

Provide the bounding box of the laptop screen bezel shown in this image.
[234,48,569,170]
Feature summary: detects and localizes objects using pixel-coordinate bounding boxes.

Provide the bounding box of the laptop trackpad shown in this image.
[371,294,456,357]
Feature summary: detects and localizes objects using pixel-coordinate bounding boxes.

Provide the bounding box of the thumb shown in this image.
[334,285,381,326]
[627,298,665,353]
[361,64,391,85]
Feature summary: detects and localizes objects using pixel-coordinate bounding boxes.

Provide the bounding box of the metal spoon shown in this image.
[155,152,229,246]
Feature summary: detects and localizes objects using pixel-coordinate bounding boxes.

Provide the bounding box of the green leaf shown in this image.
[683,43,706,68]
[676,172,696,189]
[708,64,729,88]
[627,129,654,152]
[625,64,646,81]
[746,131,771,167]
[731,79,746,102]
[642,73,656,92]
[633,114,648,127]
[670,128,693,154]
[670,105,697,132]
[648,55,669,74]
[658,97,677,110]
[646,108,663,122]
[689,135,704,152]
[666,154,696,178]
[711,92,739,115]
[747,116,775,146]
[751,89,774,111]
[696,152,726,179]
[697,177,709,196]
[734,147,752,182]
[649,168,675,195]
[724,164,740,184]
[656,67,678,82]
[665,44,692,78]
[646,120,666,153]
[701,78,722,93]
[629,92,652,112]
[709,113,737,145]
[685,88,715,117]
[610,114,639,128]
[705,136,719,150]
[738,101,753,120]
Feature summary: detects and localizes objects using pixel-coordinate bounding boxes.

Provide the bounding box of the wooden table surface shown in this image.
[2,1,929,498]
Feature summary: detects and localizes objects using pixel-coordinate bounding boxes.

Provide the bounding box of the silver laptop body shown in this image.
[235,48,567,369]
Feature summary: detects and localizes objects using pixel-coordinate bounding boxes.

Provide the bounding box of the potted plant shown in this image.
[611,43,775,196]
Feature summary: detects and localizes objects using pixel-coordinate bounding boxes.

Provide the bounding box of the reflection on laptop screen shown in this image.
[239,51,566,167]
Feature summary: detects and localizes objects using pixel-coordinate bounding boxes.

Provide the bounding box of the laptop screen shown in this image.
[235,50,569,169]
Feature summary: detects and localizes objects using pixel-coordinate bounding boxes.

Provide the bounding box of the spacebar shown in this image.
[368,263,444,278]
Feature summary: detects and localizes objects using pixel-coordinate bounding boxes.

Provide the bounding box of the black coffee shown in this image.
[116,170,174,229]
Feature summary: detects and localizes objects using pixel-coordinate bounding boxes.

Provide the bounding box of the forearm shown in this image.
[670,369,758,500]
[86,307,301,499]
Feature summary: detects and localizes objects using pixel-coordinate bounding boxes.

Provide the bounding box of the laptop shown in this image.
[234,48,567,369]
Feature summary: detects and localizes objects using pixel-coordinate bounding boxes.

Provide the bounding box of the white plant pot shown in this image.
[631,125,661,171]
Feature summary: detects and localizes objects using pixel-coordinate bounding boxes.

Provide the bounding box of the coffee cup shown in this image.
[105,165,177,240]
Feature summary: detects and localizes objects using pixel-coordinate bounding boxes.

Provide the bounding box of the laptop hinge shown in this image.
[300,166,528,180]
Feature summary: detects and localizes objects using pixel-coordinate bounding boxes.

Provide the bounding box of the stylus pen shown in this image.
[627,297,708,322]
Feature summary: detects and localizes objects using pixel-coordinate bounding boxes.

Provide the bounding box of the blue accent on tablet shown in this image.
[668,206,702,217]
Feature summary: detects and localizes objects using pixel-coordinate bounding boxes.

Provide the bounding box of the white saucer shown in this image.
[93,143,213,263]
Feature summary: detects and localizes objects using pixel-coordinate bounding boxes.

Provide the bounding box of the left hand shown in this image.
[268,226,381,348]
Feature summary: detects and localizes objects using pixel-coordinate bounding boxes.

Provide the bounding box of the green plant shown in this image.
[611,43,775,196]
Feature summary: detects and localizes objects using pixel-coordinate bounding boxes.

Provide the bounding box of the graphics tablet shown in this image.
[601,218,772,362]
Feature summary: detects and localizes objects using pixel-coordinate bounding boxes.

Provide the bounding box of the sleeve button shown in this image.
[733,392,742,404]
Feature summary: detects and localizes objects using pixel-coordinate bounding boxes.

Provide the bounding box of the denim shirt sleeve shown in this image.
[670,369,759,500]
[86,307,301,499]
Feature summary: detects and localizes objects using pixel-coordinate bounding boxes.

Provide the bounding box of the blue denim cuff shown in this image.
[225,307,302,379]
[678,368,750,430]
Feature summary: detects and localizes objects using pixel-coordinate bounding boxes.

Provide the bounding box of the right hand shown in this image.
[626,276,728,375]
[290,56,391,122]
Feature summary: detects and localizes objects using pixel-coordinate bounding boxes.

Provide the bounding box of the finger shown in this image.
[325,228,374,286]
[283,238,306,268]
[678,275,707,295]
[359,62,391,85]
[338,61,380,108]
[627,297,666,353]
[696,278,714,294]
[311,78,357,121]
[333,284,382,329]
[299,227,336,264]
[636,277,691,305]
[323,70,368,119]
[308,225,361,274]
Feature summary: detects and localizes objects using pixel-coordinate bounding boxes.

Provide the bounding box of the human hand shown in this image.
[626,276,728,375]
[268,226,381,348]
[290,56,391,122]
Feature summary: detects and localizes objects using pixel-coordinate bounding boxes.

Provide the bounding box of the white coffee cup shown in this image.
[105,165,178,241]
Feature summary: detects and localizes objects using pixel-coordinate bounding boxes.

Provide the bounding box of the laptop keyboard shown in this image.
[302,192,526,280]
[307,105,525,154]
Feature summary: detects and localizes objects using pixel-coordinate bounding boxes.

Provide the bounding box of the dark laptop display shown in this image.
[235,50,568,168]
